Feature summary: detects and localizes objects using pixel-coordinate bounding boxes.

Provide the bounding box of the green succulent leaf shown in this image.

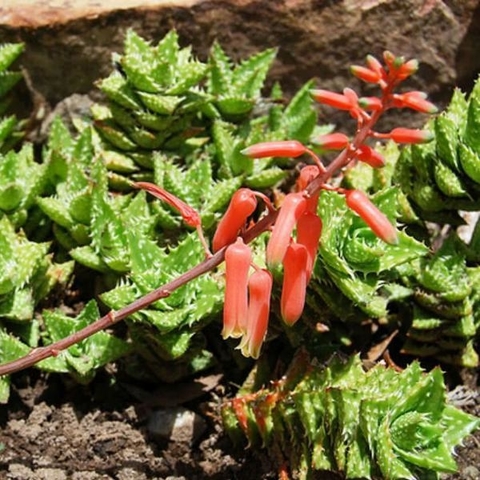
[464,78,480,154]
[39,300,131,380]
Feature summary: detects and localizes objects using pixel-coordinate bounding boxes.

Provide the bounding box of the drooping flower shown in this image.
[266,192,307,268]
[296,211,322,281]
[135,181,210,254]
[344,189,398,245]
[222,238,252,339]
[212,188,257,252]
[280,243,309,326]
[135,181,201,228]
[240,268,273,359]
[355,144,386,168]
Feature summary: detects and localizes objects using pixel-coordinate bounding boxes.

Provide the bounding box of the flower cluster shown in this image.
[139,51,436,359]
[217,51,436,358]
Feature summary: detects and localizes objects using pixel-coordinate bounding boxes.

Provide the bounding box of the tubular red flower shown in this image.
[296,211,322,281]
[241,140,307,159]
[393,92,438,114]
[281,243,308,326]
[212,188,257,252]
[355,145,386,168]
[313,132,350,150]
[240,269,273,359]
[389,127,434,144]
[135,182,201,228]
[350,65,382,84]
[344,190,398,245]
[222,238,252,339]
[311,89,355,110]
[266,192,307,268]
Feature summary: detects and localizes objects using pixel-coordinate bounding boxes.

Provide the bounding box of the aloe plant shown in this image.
[223,354,480,480]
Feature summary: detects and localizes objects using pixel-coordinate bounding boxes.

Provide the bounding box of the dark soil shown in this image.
[0,365,478,480]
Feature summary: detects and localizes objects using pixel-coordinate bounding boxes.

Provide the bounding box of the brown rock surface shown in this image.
[0,0,479,120]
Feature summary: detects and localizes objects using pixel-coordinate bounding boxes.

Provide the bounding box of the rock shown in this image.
[0,0,478,123]
[147,406,207,445]
[462,465,480,480]
[7,465,68,480]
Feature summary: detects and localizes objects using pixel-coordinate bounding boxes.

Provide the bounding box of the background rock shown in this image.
[0,0,479,126]
[147,407,207,445]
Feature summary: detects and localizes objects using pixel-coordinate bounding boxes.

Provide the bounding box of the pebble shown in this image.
[462,465,480,480]
[147,407,206,445]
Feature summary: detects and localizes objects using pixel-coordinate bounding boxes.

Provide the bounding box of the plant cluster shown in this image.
[223,353,479,480]
[0,32,479,479]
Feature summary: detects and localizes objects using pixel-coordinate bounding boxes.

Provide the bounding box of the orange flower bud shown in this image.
[350,65,382,83]
[311,89,355,110]
[355,145,386,168]
[358,96,383,111]
[212,188,257,252]
[344,190,398,245]
[281,243,308,326]
[296,211,322,281]
[313,132,350,150]
[383,50,398,70]
[266,192,307,268]
[389,127,434,144]
[393,92,438,114]
[222,238,252,339]
[135,182,201,228]
[397,59,419,80]
[241,140,306,159]
[366,54,386,78]
[240,269,273,359]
